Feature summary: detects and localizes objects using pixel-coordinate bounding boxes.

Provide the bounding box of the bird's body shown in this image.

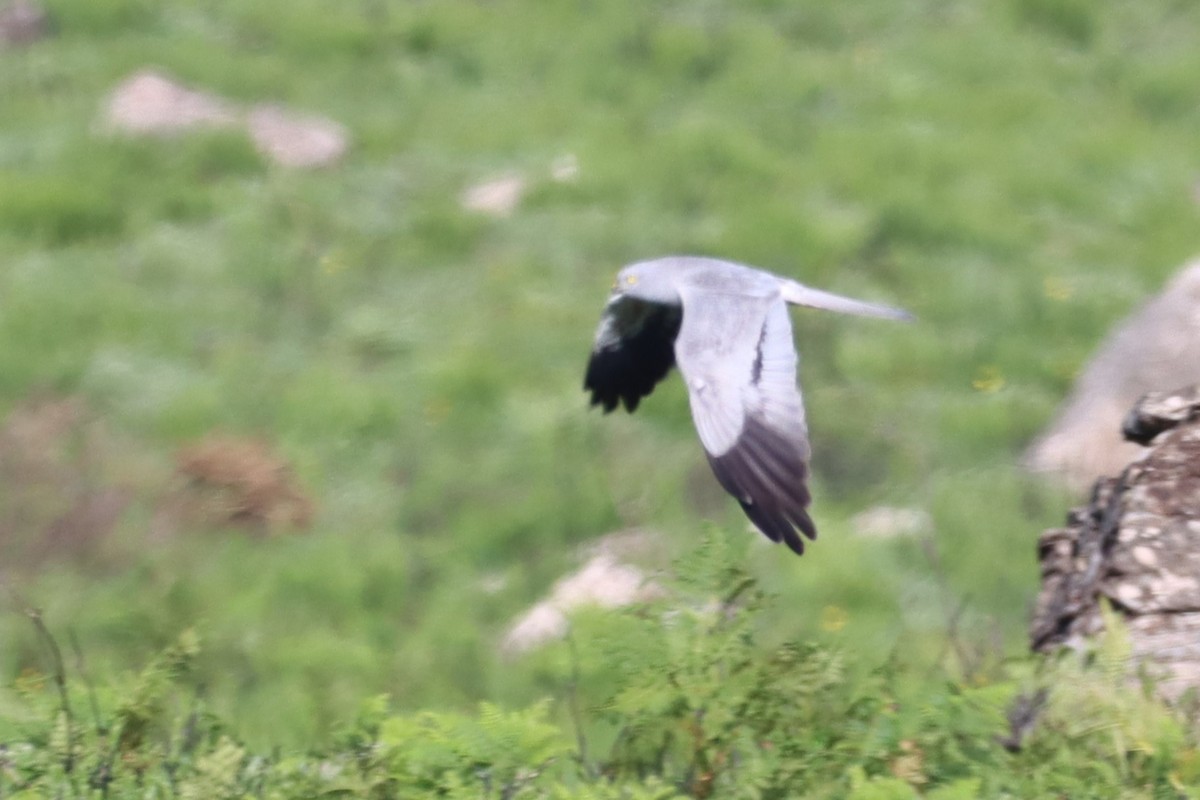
[585,256,911,555]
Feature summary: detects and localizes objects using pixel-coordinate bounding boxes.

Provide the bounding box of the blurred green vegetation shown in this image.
[0,0,1198,776]
[5,547,1199,798]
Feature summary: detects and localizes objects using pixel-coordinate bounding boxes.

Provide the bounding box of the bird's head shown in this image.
[612,260,682,305]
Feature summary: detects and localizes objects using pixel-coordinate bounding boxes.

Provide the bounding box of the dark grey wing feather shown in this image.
[584,295,683,413]
[707,417,815,554]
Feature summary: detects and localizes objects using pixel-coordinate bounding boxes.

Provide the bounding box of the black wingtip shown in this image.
[583,383,633,415]
[737,499,816,556]
[583,301,681,418]
[706,417,815,557]
[583,371,650,415]
[775,513,818,556]
[788,511,818,555]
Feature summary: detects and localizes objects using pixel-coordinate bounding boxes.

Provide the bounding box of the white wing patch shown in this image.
[748,300,808,447]
[673,291,771,456]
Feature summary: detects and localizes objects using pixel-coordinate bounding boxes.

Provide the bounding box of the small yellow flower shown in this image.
[971,365,1006,393]
[820,605,848,633]
[1043,276,1072,301]
[320,252,348,276]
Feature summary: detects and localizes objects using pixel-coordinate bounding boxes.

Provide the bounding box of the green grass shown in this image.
[1,0,1199,765]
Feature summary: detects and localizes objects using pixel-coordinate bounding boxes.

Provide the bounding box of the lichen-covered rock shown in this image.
[1122,384,1200,445]
[1031,385,1200,698]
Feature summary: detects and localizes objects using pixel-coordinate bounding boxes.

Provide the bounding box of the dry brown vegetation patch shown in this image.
[160,435,314,534]
[0,396,314,570]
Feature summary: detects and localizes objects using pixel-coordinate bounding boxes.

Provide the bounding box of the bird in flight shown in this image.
[584,256,911,555]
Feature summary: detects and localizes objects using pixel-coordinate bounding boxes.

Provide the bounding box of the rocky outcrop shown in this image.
[103,69,349,169]
[1031,385,1200,698]
[1024,261,1200,488]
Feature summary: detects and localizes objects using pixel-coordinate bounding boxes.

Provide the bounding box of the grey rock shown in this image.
[247,104,349,169]
[1025,260,1200,488]
[500,529,665,655]
[1122,384,1200,445]
[1031,384,1200,698]
[103,70,238,135]
[103,70,349,169]
[461,173,526,217]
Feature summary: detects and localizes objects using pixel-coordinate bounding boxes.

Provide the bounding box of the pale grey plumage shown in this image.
[585,256,911,555]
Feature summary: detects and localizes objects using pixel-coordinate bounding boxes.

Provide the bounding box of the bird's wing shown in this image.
[585,294,683,413]
[674,291,816,554]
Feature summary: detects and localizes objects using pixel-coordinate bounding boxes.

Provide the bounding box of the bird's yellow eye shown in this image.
[625,274,638,286]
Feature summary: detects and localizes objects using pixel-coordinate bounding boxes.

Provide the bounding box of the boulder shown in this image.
[103,69,238,135]
[1024,261,1200,488]
[461,173,526,217]
[247,104,349,169]
[501,529,663,655]
[102,70,349,169]
[1031,385,1200,698]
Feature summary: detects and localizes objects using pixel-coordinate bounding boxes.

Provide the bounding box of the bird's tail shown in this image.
[779,279,913,321]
